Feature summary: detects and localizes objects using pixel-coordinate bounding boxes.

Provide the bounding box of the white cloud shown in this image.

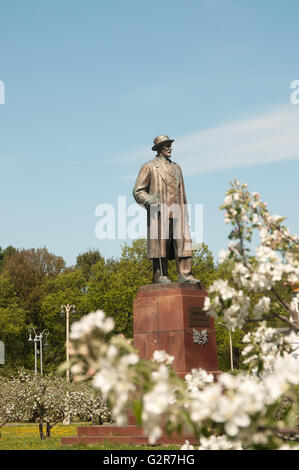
[176,106,299,175]
[118,105,299,176]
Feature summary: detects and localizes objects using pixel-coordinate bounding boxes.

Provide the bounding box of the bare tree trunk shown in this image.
[39,421,45,440]
[45,419,63,438]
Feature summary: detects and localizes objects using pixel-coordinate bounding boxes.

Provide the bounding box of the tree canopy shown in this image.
[0,239,284,374]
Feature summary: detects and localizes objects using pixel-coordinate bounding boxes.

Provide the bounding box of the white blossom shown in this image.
[198,435,243,450]
[224,195,233,205]
[253,296,271,318]
[152,350,174,365]
[219,249,229,263]
[70,310,114,339]
[185,368,214,392]
[180,440,194,450]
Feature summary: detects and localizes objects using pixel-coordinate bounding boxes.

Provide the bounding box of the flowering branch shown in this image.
[66,309,299,450]
[206,181,299,333]
[59,182,299,450]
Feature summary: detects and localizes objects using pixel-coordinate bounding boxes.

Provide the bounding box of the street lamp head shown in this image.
[71,306,76,314]
[43,331,49,346]
[28,327,35,341]
[60,308,65,317]
[217,321,228,329]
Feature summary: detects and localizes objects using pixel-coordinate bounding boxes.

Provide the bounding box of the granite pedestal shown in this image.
[134,283,219,377]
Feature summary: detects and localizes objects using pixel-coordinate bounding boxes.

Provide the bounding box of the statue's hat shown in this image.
[152,134,174,151]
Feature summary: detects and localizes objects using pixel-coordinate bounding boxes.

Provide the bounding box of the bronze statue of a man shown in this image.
[133,134,200,285]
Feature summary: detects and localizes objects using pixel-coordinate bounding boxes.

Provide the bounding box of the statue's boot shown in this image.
[153,258,172,284]
[156,275,172,284]
[177,257,201,285]
[178,274,201,284]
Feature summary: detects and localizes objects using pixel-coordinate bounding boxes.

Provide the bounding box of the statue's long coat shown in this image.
[133,156,193,259]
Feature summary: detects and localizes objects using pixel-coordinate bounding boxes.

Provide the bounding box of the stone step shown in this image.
[77,425,145,437]
[61,423,197,447]
[62,434,197,446]
[61,436,79,445]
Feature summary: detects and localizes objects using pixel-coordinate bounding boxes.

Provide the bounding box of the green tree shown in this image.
[192,243,218,287]
[0,246,16,274]
[0,304,26,365]
[2,247,65,326]
[40,269,90,371]
[0,274,18,308]
[0,274,28,367]
[86,239,152,337]
[76,249,103,280]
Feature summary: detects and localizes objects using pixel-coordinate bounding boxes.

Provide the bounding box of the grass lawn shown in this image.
[0,423,180,450]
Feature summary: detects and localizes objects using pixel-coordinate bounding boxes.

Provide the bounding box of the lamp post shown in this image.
[39,330,49,375]
[60,304,76,382]
[28,327,38,374]
[218,322,233,371]
[28,328,49,375]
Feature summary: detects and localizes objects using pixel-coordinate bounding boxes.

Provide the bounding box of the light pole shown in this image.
[39,330,49,375]
[28,327,38,374]
[60,304,76,382]
[28,328,49,375]
[218,322,234,371]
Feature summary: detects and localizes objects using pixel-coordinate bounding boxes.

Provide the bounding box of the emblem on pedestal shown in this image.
[192,328,208,346]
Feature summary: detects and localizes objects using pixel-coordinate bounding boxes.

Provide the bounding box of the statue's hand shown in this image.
[147,195,161,208]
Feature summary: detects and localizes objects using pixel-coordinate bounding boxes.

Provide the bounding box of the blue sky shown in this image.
[0,0,299,265]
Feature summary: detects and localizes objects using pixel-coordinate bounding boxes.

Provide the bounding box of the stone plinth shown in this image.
[133,283,219,377]
[61,423,198,446]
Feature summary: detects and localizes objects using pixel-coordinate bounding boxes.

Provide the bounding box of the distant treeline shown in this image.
[0,240,272,374]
